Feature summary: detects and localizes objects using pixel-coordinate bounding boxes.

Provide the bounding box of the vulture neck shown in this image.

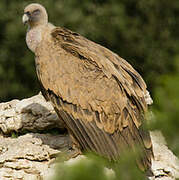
[26,23,55,53]
[26,25,44,53]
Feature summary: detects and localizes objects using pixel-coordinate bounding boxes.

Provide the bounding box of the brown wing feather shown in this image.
[35,26,153,173]
[49,27,148,130]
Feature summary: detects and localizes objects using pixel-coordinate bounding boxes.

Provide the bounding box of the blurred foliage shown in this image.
[151,57,179,156]
[0,0,179,101]
[52,153,147,180]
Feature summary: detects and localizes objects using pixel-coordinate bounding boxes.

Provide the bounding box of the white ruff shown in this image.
[26,27,42,53]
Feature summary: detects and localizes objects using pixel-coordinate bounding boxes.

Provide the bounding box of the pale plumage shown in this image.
[23,3,153,175]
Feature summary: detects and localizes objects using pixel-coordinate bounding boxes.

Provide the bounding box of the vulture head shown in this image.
[22,3,48,27]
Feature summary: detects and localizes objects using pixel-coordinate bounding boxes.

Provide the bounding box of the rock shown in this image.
[0,133,70,180]
[0,95,179,180]
[145,90,153,105]
[150,131,179,180]
[0,93,65,134]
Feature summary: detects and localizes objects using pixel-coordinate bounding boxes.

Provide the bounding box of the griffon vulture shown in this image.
[22,3,153,175]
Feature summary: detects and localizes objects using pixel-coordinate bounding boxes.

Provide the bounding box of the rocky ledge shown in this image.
[0,94,178,180]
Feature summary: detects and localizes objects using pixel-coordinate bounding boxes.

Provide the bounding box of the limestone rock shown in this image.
[0,133,69,180]
[0,95,179,180]
[0,93,65,134]
[150,131,179,180]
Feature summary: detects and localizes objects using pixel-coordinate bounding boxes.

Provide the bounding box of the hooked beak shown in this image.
[22,13,29,25]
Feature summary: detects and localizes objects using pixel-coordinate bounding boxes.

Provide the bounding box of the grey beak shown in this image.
[22,14,29,25]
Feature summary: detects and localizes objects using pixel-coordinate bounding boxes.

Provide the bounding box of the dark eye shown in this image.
[33,9,40,15]
[25,11,30,16]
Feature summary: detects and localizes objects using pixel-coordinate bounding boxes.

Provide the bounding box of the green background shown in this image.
[0,0,178,101]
